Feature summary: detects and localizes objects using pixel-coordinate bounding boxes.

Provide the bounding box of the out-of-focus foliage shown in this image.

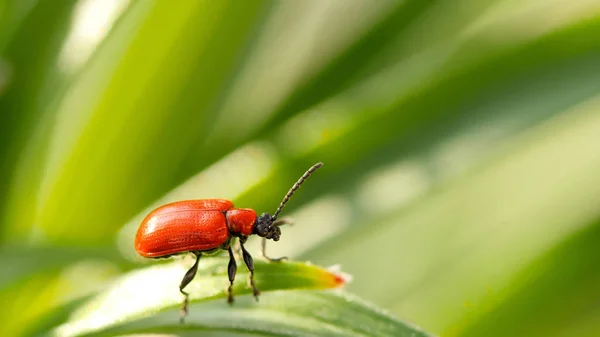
[2,0,600,336]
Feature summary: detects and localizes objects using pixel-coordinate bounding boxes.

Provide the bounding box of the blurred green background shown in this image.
[2,0,600,336]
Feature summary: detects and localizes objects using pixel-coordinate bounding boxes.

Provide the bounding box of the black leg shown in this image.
[179,252,201,324]
[261,237,287,262]
[273,218,293,227]
[240,241,260,301]
[227,246,237,304]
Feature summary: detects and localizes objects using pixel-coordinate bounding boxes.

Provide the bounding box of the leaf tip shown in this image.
[327,264,352,287]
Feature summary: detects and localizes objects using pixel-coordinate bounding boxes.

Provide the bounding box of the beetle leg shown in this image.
[234,237,243,261]
[261,237,287,262]
[227,246,237,304]
[179,252,201,324]
[239,241,260,301]
[261,218,291,262]
[273,218,293,227]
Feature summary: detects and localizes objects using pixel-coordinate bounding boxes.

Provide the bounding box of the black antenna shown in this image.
[272,162,323,220]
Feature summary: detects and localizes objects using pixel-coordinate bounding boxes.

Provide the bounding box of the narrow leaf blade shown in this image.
[54,258,351,337]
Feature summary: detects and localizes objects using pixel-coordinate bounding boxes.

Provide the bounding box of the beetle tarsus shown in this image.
[178,252,201,323]
[265,255,287,262]
[227,246,237,304]
[179,304,187,324]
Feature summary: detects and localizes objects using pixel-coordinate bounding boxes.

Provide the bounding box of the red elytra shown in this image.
[134,162,323,323]
[135,199,257,257]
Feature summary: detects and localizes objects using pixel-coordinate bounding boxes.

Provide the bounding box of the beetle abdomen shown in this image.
[135,209,230,257]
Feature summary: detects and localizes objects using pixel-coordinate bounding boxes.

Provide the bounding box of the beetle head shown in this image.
[254,213,281,241]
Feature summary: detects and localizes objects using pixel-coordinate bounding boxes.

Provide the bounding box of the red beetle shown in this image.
[135,162,323,321]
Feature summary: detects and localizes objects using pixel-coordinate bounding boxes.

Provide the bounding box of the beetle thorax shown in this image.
[225,208,257,236]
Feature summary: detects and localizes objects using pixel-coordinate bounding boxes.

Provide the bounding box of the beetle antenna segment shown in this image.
[272,162,323,220]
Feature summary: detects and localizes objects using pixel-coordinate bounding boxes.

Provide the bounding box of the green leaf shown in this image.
[67,291,433,337]
[5,0,600,336]
[0,0,79,241]
[50,258,430,337]
[0,249,124,337]
[0,246,130,289]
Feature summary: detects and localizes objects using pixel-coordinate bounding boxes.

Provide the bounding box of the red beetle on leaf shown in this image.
[135,162,323,322]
